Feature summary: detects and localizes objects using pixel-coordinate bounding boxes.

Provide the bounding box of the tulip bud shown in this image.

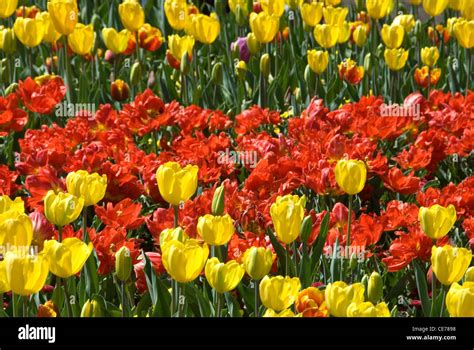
[304,65,314,86]
[361,274,369,300]
[211,184,225,216]
[130,61,142,86]
[1,28,16,54]
[115,246,132,282]
[180,51,190,75]
[260,53,270,79]
[0,60,9,84]
[465,267,474,282]
[349,252,358,270]
[246,32,260,54]
[211,62,223,85]
[235,5,246,26]
[367,271,383,303]
[5,82,18,95]
[81,299,102,317]
[376,43,384,58]
[414,20,422,37]
[299,215,313,243]
[147,70,156,89]
[236,60,247,80]
[364,53,372,76]
[111,79,130,102]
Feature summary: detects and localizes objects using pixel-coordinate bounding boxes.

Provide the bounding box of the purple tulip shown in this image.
[231,37,250,63]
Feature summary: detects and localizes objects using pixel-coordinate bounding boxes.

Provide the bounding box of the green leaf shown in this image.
[413,260,431,317]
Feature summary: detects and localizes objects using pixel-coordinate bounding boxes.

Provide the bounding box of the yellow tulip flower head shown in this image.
[0,211,33,248]
[384,47,409,71]
[43,238,93,278]
[259,275,301,311]
[229,0,249,17]
[261,0,285,17]
[346,301,391,317]
[307,49,329,74]
[0,0,18,19]
[66,170,108,207]
[270,194,306,244]
[102,28,131,54]
[422,0,449,17]
[353,25,367,46]
[164,0,189,31]
[314,24,340,48]
[197,214,234,246]
[186,13,220,45]
[323,6,348,26]
[205,257,245,293]
[168,34,195,61]
[36,12,61,44]
[381,24,405,49]
[465,267,474,282]
[392,14,416,32]
[300,2,323,27]
[242,246,275,281]
[453,20,474,49]
[0,195,24,214]
[68,23,94,56]
[324,281,365,317]
[156,162,199,206]
[263,308,297,317]
[43,190,84,227]
[421,46,440,67]
[4,250,49,296]
[0,27,17,54]
[431,245,472,285]
[461,0,474,20]
[366,0,391,19]
[118,0,145,32]
[249,11,280,44]
[162,239,209,283]
[334,159,367,195]
[47,0,78,35]
[13,17,45,48]
[81,299,103,317]
[159,227,189,247]
[337,22,351,44]
[0,259,10,293]
[446,282,474,317]
[418,204,456,240]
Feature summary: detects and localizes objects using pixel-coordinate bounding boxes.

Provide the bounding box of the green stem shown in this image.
[440,285,447,317]
[216,292,222,318]
[177,283,184,317]
[121,281,127,318]
[346,195,353,247]
[430,273,436,317]
[173,205,179,228]
[63,278,73,318]
[58,226,63,243]
[22,296,28,317]
[82,207,88,243]
[466,48,472,96]
[254,280,260,318]
[11,293,16,317]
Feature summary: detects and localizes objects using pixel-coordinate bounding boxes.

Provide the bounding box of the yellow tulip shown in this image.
[164,0,188,31]
[102,28,131,54]
[325,0,342,5]
[205,257,245,293]
[0,211,33,248]
[418,204,456,239]
[68,24,94,56]
[261,0,285,17]
[453,20,474,48]
[263,308,297,317]
[186,13,220,45]
[118,0,145,32]
[36,12,61,44]
[323,6,348,26]
[249,12,280,44]
[115,246,132,282]
[384,47,409,70]
[168,34,195,61]
[197,214,234,246]
[13,17,45,48]
[159,227,189,247]
[465,267,474,282]
[346,301,390,317]
[66,170,107,207]
[43,238,93,278]
[43,190,84,227]
[300,2,323,27]
[4,250,49,296]
[381,24,405,49]
[334,159,367,195]
[0,195,24,214]
[0,0,18,19]
[307,49,329,74]
[47,0,78,35]
[156,162,199,206]
[314,24,339,48]
[409,0,422,5]
[462,0,473,20]
[337,22,351,44]
[448,0,463,11]
[229,0,249,16]
[353,25,367,46]
[81,299,103,317]
[446,282,474,317]
[423,0,449,17]
[431,245,472,285]
[0,260,9,293]
[421,46,440,67]
[270,194,306,244]
[366,0,391,19]
[242,246,274,280]
[324,281,365,317]
[0,27,16,54]
[259,275,301,312]
[161,239,209,283]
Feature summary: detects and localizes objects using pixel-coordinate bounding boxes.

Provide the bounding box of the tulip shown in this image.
[431,245,472,285]
[160,227,189,247]
[337,22,351,44]
[102,28,131,54]
[164,0,188,31]
[81,299,103,317]
[0,260,10,293]
[43,238,93,278]
[161,239,209,283]
[229,0,249,17]
[119,0,145,32]
[260,0,285,17]
[446,282,474,317]
[300,2,323,27]
[0,195,24,214]
[415,66,441,88]
[366,0,391,19]
[0,211,33,248]
[66,170,108,207]
[168,34,195,62]
[259,275,301,312]
[156,162,199,206]
[47,0,78,35]
[465,267,474,282]
[263,309,296,317]
[138,24,163,52]
[422,0,449,17]
[270,194,306,244]
[346,301,390,317]
[334,159,367,195]
[295,287,329,317]
[13,17,45,47]
[353,25,367,46]
[462,1,473,20]
[384,48,409,70]
[243,247,274,281]
[453,20,474,49]
[323,6,348,26]
[393,14,415,32]
[418,204,456,240]
[115,246,132,282]
[197,214,234,246]
[368,271,383,303]
[249,12,279,44]
[205,257,245,293]
[246,32,260,54]
[448,0,463,10]
[4,250,49,296]
[381,24,405,49]
[260,53,271,78]
[186,13,220,45]
[110,79,130,102]
[314,24,339,48]
[324,281,365,317]
[68,24,94,56]
[307,50,329,74]
[421,47,440,67]
[0,28,16,54]
[36,12,61,44]
[43,190,84,227]
[0,0,18,19]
